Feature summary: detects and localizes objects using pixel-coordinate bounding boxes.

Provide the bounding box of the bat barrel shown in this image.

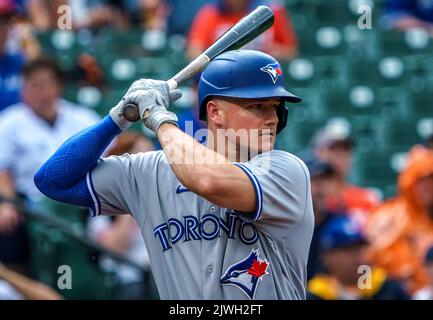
[121,5,274,122]
[204,5,274,60]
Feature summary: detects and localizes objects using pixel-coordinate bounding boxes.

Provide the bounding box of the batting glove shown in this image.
[109,79,182,130]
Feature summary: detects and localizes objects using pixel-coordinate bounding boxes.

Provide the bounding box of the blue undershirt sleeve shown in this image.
[34,115,121,208]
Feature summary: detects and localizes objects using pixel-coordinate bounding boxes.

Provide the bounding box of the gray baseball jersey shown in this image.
[87,149,314,300]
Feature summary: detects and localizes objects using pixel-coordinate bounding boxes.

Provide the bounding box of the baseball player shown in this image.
[34,50,314,300]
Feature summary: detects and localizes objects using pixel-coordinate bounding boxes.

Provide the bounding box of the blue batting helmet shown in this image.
[198,50,301,133]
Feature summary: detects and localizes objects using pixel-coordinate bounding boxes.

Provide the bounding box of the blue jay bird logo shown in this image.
[260,62,283,84]
[220,249,269,299]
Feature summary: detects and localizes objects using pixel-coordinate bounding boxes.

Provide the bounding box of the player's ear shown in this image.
[206,100,224,126]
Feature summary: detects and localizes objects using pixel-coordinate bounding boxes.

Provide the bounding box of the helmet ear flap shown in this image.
[199,96,214,121]
[276,104,288,134]
[199,98,209,121]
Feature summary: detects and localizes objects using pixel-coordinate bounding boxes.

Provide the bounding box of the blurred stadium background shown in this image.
[35,0,432,200]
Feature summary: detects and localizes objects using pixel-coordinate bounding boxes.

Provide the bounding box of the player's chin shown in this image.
[260,135,275,152]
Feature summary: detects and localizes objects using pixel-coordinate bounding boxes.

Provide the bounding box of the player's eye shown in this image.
[249,104,263,110]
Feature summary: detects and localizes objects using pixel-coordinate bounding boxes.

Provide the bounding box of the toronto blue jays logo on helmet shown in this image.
[260,62,283,84]
[220,249,269,299]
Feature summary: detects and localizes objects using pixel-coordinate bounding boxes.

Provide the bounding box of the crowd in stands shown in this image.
[381,0,433,33]
[305,138,433,299]
[0,0,433,299]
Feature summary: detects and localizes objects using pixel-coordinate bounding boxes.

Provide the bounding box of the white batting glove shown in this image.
[109,79,182,130]
[130,89,180,133]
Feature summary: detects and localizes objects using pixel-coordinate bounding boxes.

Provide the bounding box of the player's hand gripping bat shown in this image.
[122,5,275,122]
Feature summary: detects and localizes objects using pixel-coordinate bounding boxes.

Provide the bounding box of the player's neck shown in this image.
[207,136,250,163]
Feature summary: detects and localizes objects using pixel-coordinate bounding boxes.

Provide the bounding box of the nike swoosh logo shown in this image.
[176,185,191,194]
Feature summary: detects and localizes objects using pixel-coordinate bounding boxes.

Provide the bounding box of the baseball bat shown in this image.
[122,5,275,122]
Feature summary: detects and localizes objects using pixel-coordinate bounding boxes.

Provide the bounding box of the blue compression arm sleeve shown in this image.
[34,115,121,208]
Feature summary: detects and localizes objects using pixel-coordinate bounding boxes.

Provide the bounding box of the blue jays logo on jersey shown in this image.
[220,249,269,299]
[260,62,283,84]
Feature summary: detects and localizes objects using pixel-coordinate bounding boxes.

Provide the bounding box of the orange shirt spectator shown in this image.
[187,0,298,61]
[366,146,433,294]
[325,184,381,226]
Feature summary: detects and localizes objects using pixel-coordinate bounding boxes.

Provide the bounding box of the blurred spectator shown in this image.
[381,0,433,33]
[366,146,433,294]
[1,0,41,59]
[166,0,208,35]
[0,0,24,111]
[86,0,133,30]
[26,0,129,31]
[26,0,69,31]
[187,0,298,61]
[425,133,433,150]
[0,57,100,272]
[137,0,169,31]
[74,53,105,88]
[88,132,156,300]
[0,261,62,299]
[304,155,341,279]
[307,215,410,300]
[312,126,381,227]
[413,246,433,299]
[8,18,41,60]
[85,0,169,31]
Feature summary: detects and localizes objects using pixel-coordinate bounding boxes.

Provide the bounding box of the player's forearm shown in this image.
[158,123,229,192]
[34,115,121,206]
[157,124,255,211]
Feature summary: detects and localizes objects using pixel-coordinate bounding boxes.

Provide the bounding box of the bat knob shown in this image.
[123,103,141,122]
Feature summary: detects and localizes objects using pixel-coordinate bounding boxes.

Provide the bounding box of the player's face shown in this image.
[211,97,279,156]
